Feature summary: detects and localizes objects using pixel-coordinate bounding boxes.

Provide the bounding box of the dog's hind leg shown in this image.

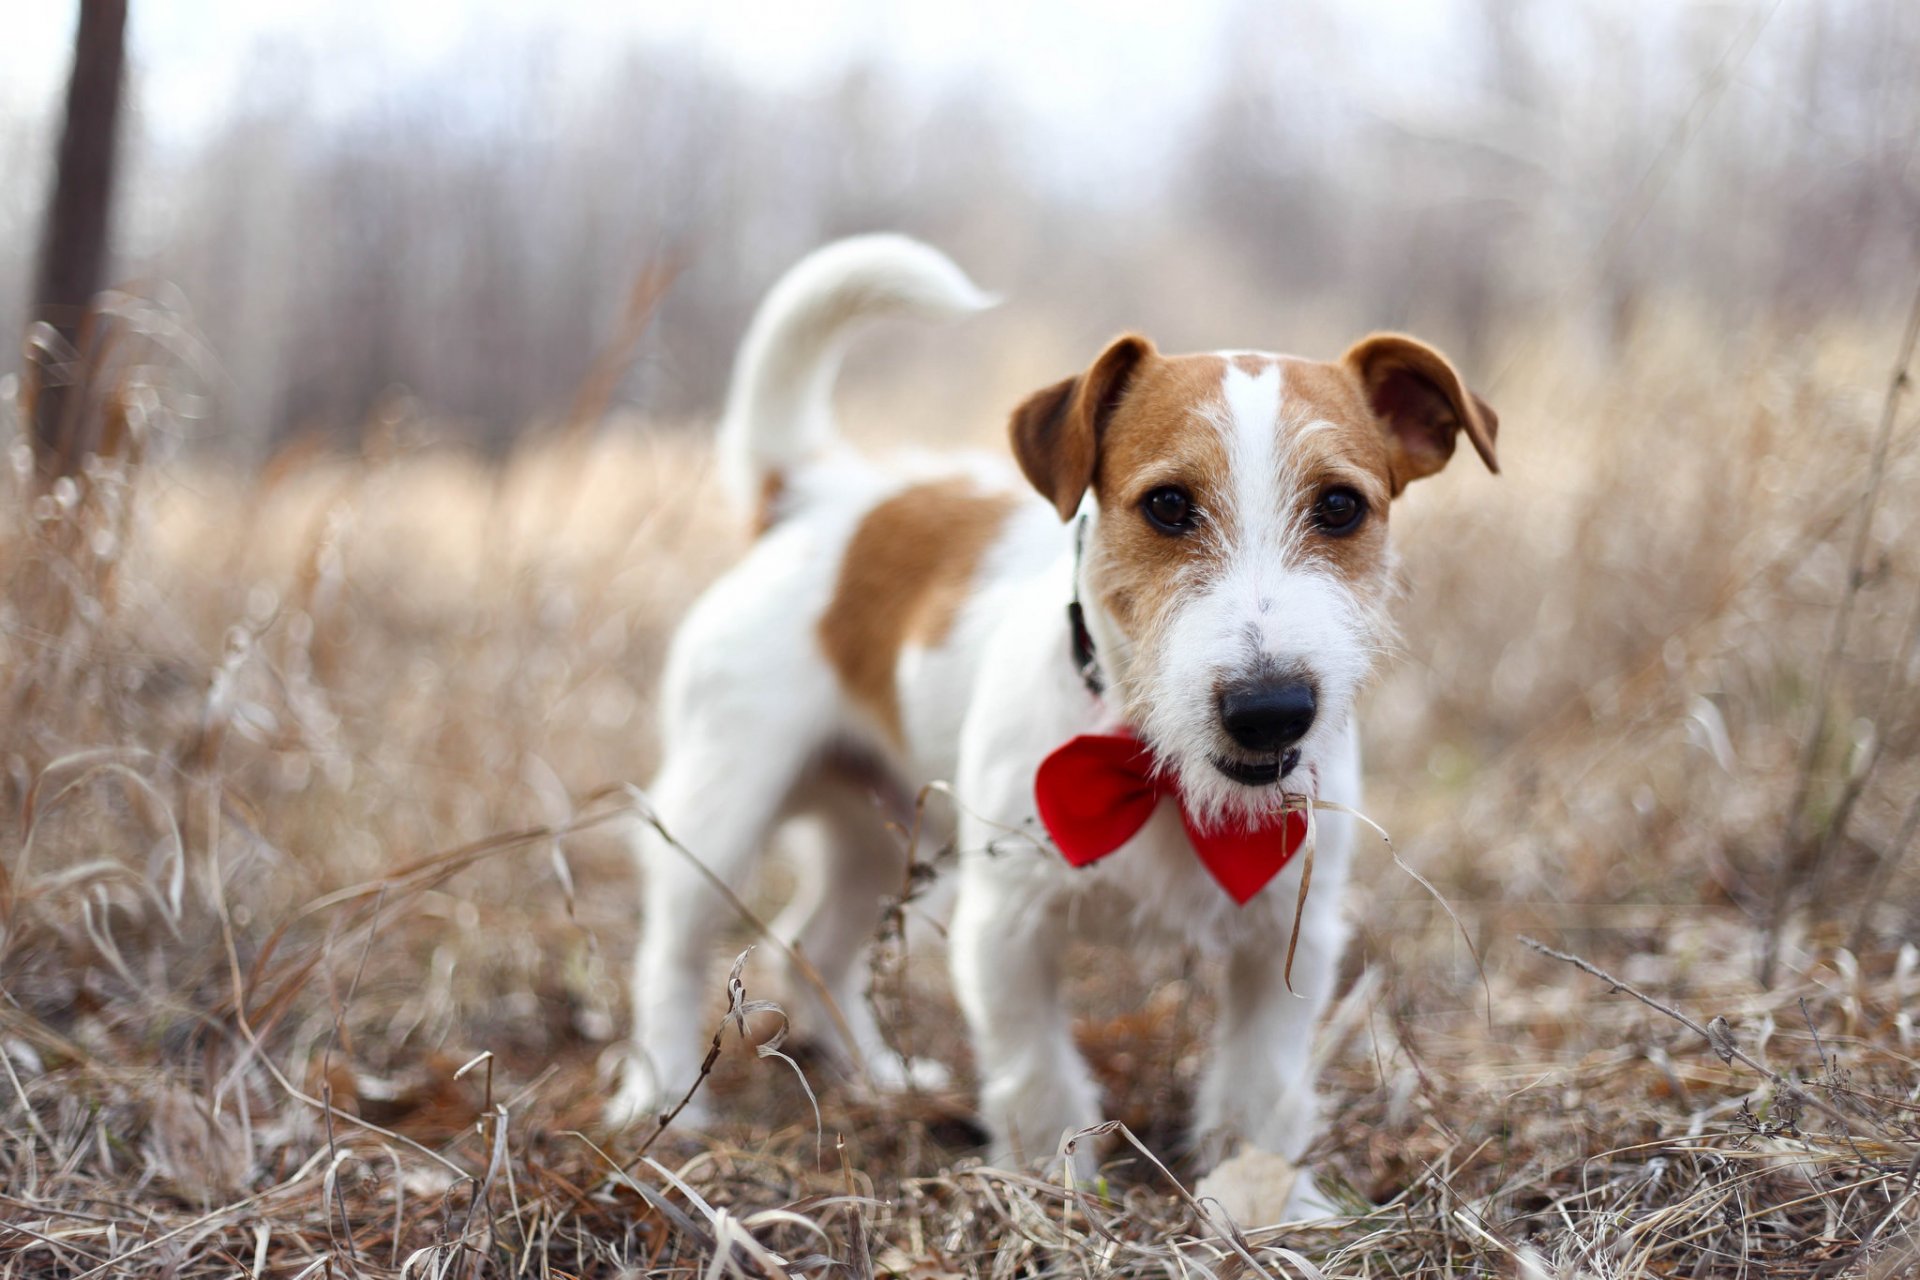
[607,732,811,1131]
[768,781,952,1096]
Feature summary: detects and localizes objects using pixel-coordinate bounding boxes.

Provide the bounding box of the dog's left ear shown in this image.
[1343,334,1499,493]
[1010,334,1156,521]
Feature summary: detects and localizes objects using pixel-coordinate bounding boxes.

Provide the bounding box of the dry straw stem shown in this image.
[1764,272,1920,987]
[561,259,680,438]
[1820,582,1920,918]
[1850,791,1920,955]
[624,948,820,1170]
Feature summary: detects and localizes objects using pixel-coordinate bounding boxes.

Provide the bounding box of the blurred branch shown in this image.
[26,0,128,481]
[561,257,680,438]
[1763,273,1920,986]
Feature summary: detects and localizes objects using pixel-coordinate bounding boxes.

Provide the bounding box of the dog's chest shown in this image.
[1052,800,1313,954]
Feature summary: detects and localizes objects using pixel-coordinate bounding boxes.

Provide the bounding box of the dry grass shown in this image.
[2,297,1919,1278]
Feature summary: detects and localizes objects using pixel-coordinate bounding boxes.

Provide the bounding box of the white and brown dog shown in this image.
[611,235,1497,1213]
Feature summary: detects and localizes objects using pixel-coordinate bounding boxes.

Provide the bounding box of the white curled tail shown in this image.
[717,234,994,524]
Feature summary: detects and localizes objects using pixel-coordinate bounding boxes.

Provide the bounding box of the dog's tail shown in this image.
[717,234,994,526]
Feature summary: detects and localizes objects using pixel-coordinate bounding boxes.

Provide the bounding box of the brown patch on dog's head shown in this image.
[1080,352,1232,637]
[1265,356,1399,587]
[1072,350,1402,636]
[1006,335,1496,705]
[1342,333,1499,493]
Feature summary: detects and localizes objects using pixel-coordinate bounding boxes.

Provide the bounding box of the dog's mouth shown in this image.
[1210,747,1300,788]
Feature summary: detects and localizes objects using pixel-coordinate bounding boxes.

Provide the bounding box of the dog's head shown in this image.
[1010,334,1498,825]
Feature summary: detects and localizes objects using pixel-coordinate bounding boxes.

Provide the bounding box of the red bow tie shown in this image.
[1034,731,1308,905]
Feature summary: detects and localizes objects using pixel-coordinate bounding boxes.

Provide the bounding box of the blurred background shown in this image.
[5,0,1916,450]
[4,2,1920,1274]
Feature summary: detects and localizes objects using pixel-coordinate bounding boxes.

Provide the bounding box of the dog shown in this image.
[610,235,1498,1215]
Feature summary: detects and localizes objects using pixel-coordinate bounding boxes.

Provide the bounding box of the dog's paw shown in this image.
[1196,1147,1341,1229]
[603,1056,711,1134]
[861,1050,953,1095]
[1279,1169,1341,1223]
[602,1059,663,1131]
[979,1066,1103,1173]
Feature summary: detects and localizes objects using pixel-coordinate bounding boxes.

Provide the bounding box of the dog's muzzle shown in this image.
[1212,677,1316,785]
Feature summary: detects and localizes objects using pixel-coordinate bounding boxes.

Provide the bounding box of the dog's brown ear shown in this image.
[1010,334,1155,521]
[1343,334,1499,492]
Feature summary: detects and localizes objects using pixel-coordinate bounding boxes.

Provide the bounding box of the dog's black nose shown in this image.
[1218,678,1317,754]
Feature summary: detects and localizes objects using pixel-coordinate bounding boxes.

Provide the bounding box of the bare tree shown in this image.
[26,0,128,479]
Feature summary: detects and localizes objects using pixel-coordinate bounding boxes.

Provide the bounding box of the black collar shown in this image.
[1067,514,1104,698]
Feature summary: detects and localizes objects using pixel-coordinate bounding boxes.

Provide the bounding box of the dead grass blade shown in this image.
[1765,272,1920,986]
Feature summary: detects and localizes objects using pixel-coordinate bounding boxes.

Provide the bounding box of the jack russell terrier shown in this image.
[610,235,1497,1215]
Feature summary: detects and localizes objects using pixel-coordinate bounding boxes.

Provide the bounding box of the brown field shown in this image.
[3,302,1919,1278]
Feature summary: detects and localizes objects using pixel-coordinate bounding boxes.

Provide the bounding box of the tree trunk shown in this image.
[28,0,129,479]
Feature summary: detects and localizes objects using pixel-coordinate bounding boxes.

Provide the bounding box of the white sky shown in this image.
[1,0,1471,149]
[3,1,1199,129]
[1,0,1781,215]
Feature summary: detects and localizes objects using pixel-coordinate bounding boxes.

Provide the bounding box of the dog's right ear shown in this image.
[1010,334,1155,521]
[1342,333,1498,494]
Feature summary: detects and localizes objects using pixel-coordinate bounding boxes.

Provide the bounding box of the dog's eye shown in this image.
[1313,487,1367,536]
[1141,485,1196,534]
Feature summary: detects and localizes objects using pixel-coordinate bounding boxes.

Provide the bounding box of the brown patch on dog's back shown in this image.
[751,472,787,536]
[819,480,1018,742]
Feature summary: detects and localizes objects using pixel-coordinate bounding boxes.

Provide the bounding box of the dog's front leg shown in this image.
[950,853,1102,1180]
[1194,896,1349,1219]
